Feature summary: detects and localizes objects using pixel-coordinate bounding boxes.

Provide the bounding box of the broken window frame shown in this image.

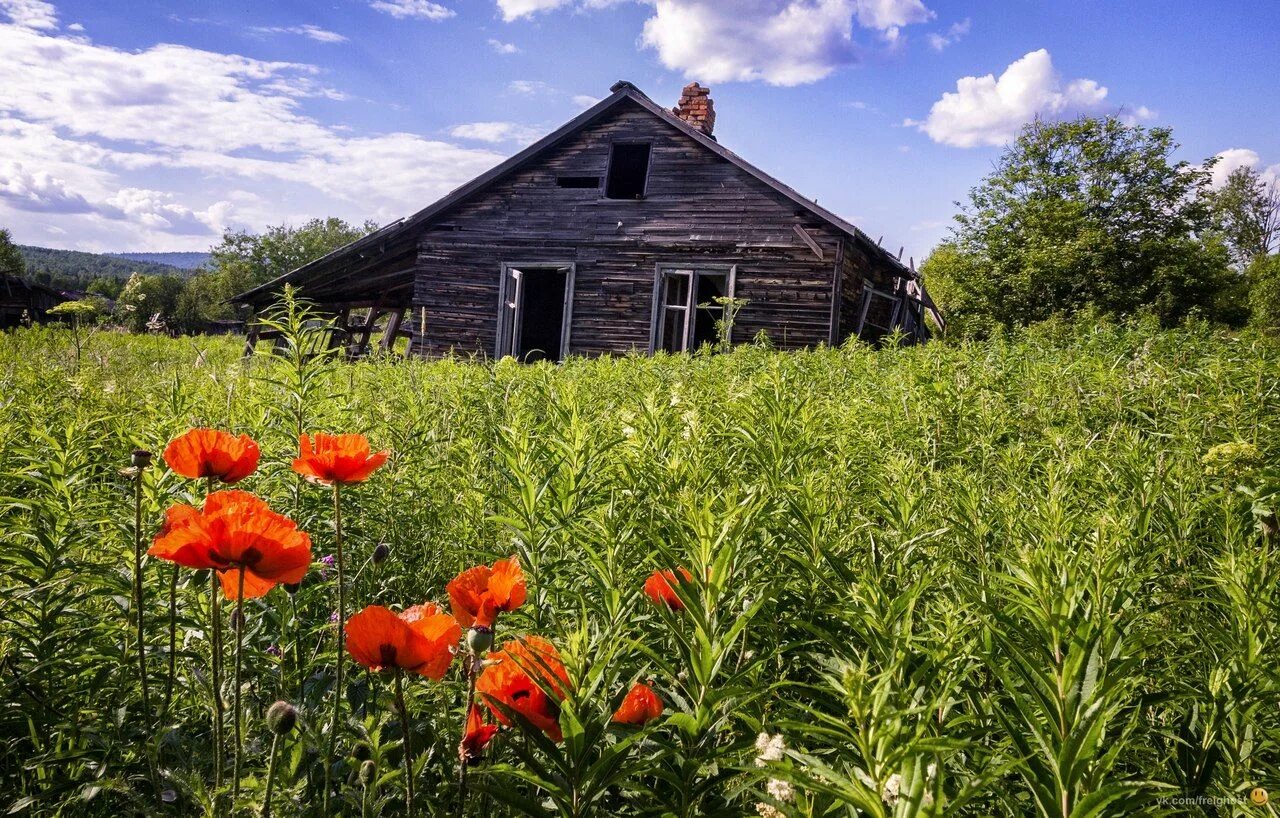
[495,261,576,360]
[649,264,737,353]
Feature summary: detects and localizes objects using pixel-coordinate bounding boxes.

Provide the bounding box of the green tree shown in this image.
[1247,253,1280,331]
[178,217,377,330]
[1208,165,1280,268]
[926,117,1238,336]
[115,272,184,333]
[0,228,24,278]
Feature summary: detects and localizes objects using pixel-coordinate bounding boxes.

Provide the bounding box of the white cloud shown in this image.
[0,13,503,250]
[252,24,348,43]
[496,0,573,21]
[927,17,968,51]
[1209,148,1280,189]
[908,49,1112,148]
[852,0,932,41]
[572,94,600,108]
[640,0,862,87]
[0,0,56,29]
[369,0,455,21]
[488,38,519,53]
[449,121,543,144]
[507,79,553,95]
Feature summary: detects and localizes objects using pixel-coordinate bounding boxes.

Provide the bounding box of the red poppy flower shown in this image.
[460,705,499,766]
[292,433,389,485]
[643,568,693,610]
[163,428,259,484]
[476,636,570,742]
[149,490,311,599]
[345,602,461,679]
[447,557,527,629]
[612,682,663,726]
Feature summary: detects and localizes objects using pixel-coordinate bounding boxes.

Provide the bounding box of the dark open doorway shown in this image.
[498,263,574,362]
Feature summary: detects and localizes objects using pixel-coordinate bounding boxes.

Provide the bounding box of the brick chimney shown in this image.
[673,82,715,138]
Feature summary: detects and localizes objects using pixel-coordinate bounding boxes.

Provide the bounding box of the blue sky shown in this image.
[1,0,1277,262]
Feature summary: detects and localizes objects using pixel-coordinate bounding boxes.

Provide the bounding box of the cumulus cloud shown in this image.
[0,0,57,29]
[852,0,932,41]
[927,17,968,51]
[368,0,455,21]
[572,94,600,108]
[907,49,1114,148]
[449,121,544,144]
[496,0,573,21]
[1210,148,1280,189]
[252,24,348,43]
[488,38,520,53]
[0,11,504,250]
[640,0,866,86]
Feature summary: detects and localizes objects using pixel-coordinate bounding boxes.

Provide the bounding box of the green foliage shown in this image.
[927,117,1242,336]
[1206,166,1280,268]
[114,272,185,333]
[1,229,24,278]
[1247,253,1280,331]
[0,318,1277,816]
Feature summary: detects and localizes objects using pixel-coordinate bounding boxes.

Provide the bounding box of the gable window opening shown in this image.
[605,143,651,199]
[654,266,734,353]
[556,176,599,189]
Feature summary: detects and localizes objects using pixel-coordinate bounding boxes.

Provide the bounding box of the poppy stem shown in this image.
[210,571,225,797]
[163,564,178,718]
[323,482,346,813]
[131,462,152,721]
[261,731,282,818]
[457,657,478,818]
[395,667,416,817]
[233,567,246,802]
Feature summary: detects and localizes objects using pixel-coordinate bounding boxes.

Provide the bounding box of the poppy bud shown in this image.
[229,608,244,630]
[466,626,494,656]
[131,449,153,469]
[372,543,391,565]
[359,759,377,786]
[266,701,297,735]
[284,582,301,596]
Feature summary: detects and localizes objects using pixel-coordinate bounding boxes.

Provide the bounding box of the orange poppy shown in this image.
[612,682,663,726]
[459,705,499,766]
[149,490,311,599]
[163,428,259,484]
[345,603,460,680]
[292,433,389,485]
[643,568,693,610]
[476,636,570,742]
[447,557,527,630]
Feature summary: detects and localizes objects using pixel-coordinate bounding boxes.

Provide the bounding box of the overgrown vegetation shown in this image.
[0,313,1276,817]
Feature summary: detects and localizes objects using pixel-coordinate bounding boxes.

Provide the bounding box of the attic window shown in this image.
[557,176,599,189]
[605,143,651,199]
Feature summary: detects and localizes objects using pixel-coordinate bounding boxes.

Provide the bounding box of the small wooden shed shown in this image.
[234,80,941,359]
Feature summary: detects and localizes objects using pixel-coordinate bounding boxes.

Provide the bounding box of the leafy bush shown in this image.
[0,316,1277,817]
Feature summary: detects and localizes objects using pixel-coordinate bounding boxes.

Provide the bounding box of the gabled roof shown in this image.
[234,80,913,305]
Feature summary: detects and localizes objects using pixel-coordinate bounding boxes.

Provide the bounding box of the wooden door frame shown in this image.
[495,261,576,360]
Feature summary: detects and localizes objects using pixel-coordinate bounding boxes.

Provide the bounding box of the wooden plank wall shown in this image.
[411,102,848,358]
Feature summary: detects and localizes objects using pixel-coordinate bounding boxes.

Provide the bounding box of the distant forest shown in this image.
[18,245,205,293]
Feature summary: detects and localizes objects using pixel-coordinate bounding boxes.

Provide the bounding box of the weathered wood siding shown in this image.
[411,100,846,357]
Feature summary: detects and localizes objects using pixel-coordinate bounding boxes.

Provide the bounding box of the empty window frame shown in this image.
[496,263,576,363]
[651,265,736,353]
[605,143,651,199]
[556,176,599,189]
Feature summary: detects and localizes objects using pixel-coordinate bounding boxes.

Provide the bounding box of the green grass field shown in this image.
[1,314,1278,817]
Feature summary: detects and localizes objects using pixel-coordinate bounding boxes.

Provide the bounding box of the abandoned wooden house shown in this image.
[233,80,941,360]
[1,274,69,329]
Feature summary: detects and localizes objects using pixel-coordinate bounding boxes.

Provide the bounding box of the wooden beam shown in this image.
[793,225,825,261]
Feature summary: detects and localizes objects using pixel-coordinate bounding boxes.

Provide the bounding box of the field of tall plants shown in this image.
[1,307,1278,817]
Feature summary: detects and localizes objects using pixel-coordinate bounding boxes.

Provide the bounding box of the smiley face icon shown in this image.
[1250,787,1269,806]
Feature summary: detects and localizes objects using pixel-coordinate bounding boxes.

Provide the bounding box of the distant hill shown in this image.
[109,251,211,270]
[17,245,200,294]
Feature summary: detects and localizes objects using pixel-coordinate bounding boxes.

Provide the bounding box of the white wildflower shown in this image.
[766,778,794,802]
[754,732,785,766]
[881,773,902,806]
[622,425,636,438]
[755,803,785,818]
